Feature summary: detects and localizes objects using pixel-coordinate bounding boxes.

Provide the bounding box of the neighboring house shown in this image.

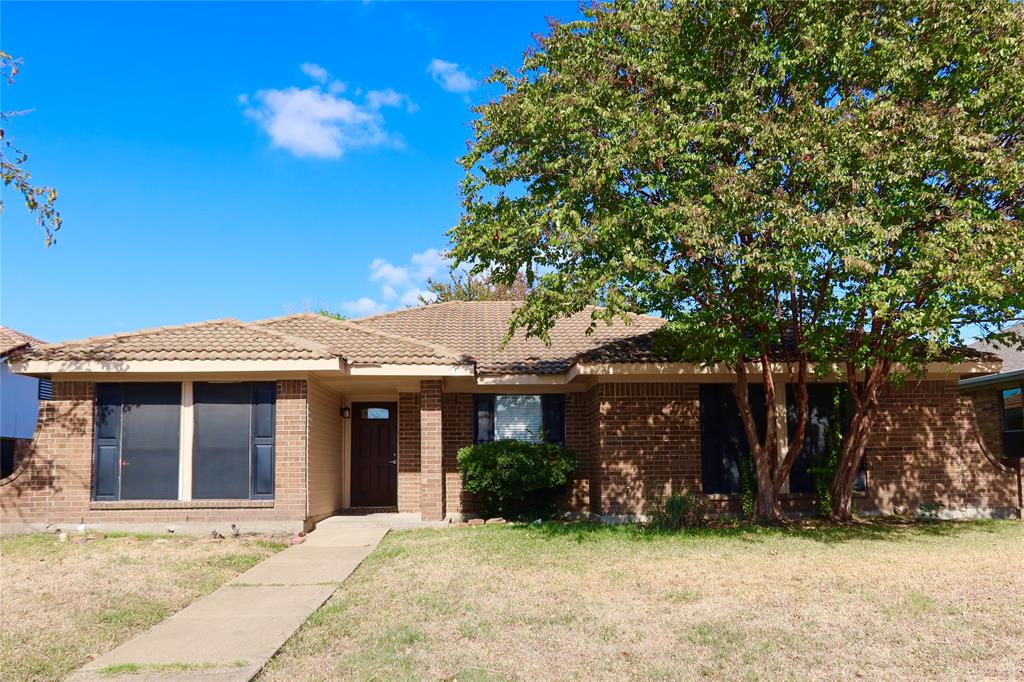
[0,327,47,479]
[0,302,1018,532]
[961,324,1024,463]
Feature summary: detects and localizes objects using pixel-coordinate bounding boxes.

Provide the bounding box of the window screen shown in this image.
[475,394,565,444]
[192,382,276,500]
[93,383,181,501]
[494,395,543,443]
[699,384,765,495]
[1003,387,1024,458]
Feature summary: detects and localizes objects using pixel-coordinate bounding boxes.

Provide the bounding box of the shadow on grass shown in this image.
[501,517,1008,546]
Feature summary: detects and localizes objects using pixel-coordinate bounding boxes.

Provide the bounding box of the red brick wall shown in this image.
[397,392,421,513]
[443,392,475,515]
[1,380,309,532]
[588,382,702,516]
[969,387,1006,458]
[564,392,591,513]
[861,380,1018,515]
[419,380,444,520]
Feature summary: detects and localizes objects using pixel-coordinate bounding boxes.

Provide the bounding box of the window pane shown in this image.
[495,395,543,443]
[120,383,180,500]
[362,408,390,420]
[700,384,765,495]
[193,382,252,499]
[1003,388,1023,432]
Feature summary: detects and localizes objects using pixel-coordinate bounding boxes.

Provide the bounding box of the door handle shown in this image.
[390,454,397,465]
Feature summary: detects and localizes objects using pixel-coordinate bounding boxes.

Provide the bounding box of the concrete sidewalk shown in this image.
[69,524,391,682]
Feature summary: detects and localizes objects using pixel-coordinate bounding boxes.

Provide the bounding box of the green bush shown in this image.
[456,440,576,519]
[646,490,710,531]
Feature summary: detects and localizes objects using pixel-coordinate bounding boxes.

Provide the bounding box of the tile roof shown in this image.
[354,301,665,375]
[254,313,468,366]
[21,319,337,363]
[0,326,44,358]
[969,324,1024,374]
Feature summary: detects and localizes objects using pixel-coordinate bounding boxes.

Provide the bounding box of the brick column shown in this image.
[419,379,445,520]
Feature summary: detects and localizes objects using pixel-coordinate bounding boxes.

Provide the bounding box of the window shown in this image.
[474,394,565,445]
[192,382,275,500]
[93,383,181,501]
[1002,387,1024,458]
[787,385,852,494]
[699,384,765,495]
[363,407,390,420]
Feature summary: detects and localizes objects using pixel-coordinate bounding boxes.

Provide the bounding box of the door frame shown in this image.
[348,400,399,508]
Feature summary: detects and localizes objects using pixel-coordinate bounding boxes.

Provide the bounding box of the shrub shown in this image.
[646,490,710,531]
[456,440,576,519]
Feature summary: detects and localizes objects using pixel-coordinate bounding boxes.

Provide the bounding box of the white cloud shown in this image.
[410,247,446,280]
[341,248,451,317]
[427,59,477,94]
[300,62,329,84]
[242,65,412,159]
[369,258,410,287]
[341,297,387,316]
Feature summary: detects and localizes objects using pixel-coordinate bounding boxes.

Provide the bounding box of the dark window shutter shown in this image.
[541,394,565,444]
[474,395,495,443]
[251,382,276,499]
[119,383,180,500]
[37,378,53,401]
[93,384,123,501]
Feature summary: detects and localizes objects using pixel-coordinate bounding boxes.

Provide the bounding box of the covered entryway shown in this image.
[350,401,398,507]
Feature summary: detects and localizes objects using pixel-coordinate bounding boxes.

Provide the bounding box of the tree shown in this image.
[450,1,1024,521]
[420,269,529,304]
[1,52,61,245]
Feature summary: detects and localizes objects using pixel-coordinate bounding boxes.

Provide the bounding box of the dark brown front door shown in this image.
[351,402,398,507]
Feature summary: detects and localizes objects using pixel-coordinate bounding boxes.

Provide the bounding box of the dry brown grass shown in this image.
[0,532,286,681]
[261,520,1024,682]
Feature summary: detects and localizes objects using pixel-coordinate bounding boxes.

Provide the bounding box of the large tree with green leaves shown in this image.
[419,269,530,304]
[451,0,1024,521]
[1,52,61,245]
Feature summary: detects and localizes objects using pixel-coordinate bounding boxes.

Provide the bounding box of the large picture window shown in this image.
[699,384,765,495]
[192,382,276,500]
[1002,386,1023,458]
[93,383,181,501]
[474,394,565,445]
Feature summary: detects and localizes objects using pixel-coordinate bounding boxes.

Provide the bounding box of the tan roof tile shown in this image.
[254,313,468,366]
[354,301,664,374]
[0,326,44,358]
[24,319,337,363]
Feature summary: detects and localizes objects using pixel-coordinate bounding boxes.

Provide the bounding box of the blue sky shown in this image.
[1,1,581,342]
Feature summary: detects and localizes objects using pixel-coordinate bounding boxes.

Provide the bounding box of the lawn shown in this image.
[0,532,287,681]
[261,520,1024,681]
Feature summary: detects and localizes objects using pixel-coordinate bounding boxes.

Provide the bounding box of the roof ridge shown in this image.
[231,319,343,359]
[247,312,471,364]
[30,318,246,353]
[350,300,466,323]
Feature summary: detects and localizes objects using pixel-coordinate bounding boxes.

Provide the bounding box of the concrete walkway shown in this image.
[70,516,435,681]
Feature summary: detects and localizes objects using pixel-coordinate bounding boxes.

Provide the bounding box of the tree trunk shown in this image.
[830,359,889,521]
[733,355,783,523]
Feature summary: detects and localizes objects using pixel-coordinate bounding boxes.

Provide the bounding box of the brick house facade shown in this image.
[3,304,1019,532]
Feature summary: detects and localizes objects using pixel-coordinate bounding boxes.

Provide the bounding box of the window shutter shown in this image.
[251,382,276,499]
[474,395,494,443]
[37,378,53,401]
[541,394,565,444]
[93,384,122,501]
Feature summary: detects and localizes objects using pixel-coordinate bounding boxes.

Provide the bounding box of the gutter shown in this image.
[958,368,1024,389]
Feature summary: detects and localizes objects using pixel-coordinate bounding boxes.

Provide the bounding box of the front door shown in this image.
[351,402,398,507]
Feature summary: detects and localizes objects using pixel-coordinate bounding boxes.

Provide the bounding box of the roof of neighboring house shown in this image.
[969,324,1024,375]
[19,319,337,362]
[254,313,468,366]
[354,301,665,375]
[0,326,44,358]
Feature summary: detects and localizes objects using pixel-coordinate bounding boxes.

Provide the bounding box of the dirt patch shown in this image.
[0,532,286,681]
[261,520,1024,681]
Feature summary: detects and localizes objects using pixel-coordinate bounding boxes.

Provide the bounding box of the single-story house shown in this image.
[1,302,1019,533]
[961,324,1024,464]
[1,326,48,479]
